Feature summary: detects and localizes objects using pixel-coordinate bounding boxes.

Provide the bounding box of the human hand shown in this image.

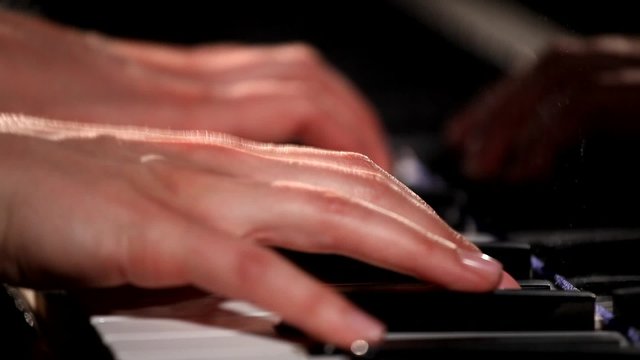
[0,114,511,349]
[446,35,640,181]
[0,9,391,169]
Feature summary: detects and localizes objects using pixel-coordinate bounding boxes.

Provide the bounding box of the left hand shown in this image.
[0,9,392,170]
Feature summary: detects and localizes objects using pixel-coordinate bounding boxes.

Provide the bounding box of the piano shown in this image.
[6,228,640,359]
[4,0,640,358]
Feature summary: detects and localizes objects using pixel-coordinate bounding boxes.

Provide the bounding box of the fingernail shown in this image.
[348,310,385,343]
[457,249,503,281]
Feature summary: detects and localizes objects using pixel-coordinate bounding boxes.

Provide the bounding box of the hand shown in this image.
[0,114,510,349]
[0,9,391,170]
[446,35,640,181]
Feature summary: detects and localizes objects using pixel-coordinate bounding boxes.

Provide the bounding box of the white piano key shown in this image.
[116,349,305,360]
[91,315,309,360]
[91,316,237,339]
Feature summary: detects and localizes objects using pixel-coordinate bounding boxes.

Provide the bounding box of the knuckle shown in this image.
[545,36,584,57]
[268,182,359,251]
[588,35,633,54]
[314,190,355,216]
[361,171,389,188]
[287,82,321,107]
[339,152,379,170]
[537,37,587,71]
[296,287,338,319]
[121,229,152,285]
[273,182,354,223]
[288,97,321,129]
[279,42,322,64]
[120,213,185,287]
[232,246,274,284]
[136,161,195,201]
[351,170,390,201]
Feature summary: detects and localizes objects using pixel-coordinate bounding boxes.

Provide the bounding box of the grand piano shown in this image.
[4,1,640,358]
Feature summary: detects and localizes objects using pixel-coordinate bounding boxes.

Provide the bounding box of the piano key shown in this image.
[518,279,556,290]
[277,243,532,287]
[351,331,630,356]
[509,229,640,277]
[90,316,240,342]
[308,331,633,359]
[92,316,309,360]
[613,287,640,327]
[570,276,640,295]
[277,249,422,285]
[349,345,640,360]
[479,242,532,280]
[37,290,115,359]
[339,285,596,332]
[0,285,45,359]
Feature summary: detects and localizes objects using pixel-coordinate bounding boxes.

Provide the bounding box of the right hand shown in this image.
[446,35,640,181]
[0,114,508,349]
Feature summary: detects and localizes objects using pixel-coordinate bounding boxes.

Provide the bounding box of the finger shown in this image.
[503,83,592,182]
[42,120,472,254]
[593,68,640,127]
[197,44,389,164]
[185,233,386,349]
[253,160,474,250]
[505,136,560,182]
[118,77,366,157]
[263,43,391,170]
[96,37,253,74]
[446,78,517,149]
[499,271,520,289]
[38,116,379,175]
[195,44,391,169]
[460,101,522,179]
[121,215,386,349]
[140,164,503,292]
[168,144,477,252]
[100,40,392,169]
[139,133,476,252]
[80,127,475,251]
[199,79,369,153]
[459,60,575,179]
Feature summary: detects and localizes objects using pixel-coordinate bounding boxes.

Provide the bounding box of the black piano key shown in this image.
[277,249,422,285]
[36,291,114,360]
[509,230,640,278]
[519,279,556,290]
[479,242,532,280]
[350,347,640,360]
[0,285,49,360]
[277,243,532,286]
[345,331,630,358]
[570,276,640,295]
[339,285,596,332]
[613,287,640,327]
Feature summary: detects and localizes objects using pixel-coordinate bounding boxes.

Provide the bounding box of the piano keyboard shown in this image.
[1,149,639,359]
[1,149,638,360]
[90,315,313,360]
[3,231,639,360]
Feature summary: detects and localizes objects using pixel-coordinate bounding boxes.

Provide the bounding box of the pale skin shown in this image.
[447,35,640,181]
[0,9,391,170]
[0,114,516,349]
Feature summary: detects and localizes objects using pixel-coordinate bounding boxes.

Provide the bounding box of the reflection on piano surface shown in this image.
[5,0,640,359]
